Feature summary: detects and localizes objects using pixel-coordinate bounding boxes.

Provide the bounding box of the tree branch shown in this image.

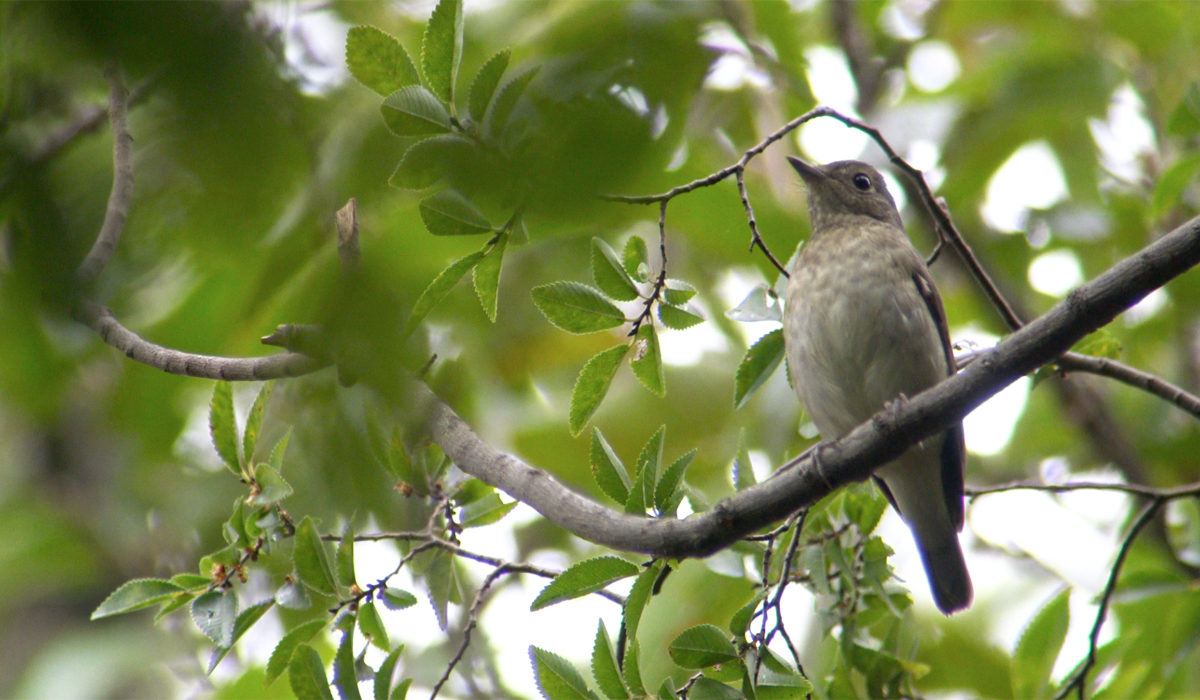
[77,68,135,285]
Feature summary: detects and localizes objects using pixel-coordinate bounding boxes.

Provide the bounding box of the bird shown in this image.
[782,156,972,614]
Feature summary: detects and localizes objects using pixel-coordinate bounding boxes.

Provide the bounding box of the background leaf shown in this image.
[346,26,420,97]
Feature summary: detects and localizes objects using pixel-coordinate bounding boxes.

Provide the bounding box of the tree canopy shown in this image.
[3,1,1200,699]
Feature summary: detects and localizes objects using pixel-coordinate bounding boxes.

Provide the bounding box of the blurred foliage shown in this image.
[3,0,1200,698]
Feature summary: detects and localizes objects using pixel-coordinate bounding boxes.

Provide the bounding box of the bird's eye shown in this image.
[852,173,872,191]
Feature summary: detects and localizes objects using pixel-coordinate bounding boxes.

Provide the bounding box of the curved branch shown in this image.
[1057,351,1200,420]
[405,212,1200,559]
[77,68,135,285]
[77,302,326,380]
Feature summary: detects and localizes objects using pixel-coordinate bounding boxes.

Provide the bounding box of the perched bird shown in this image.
[783,157,972,614]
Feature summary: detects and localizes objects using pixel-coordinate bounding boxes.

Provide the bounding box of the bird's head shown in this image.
[787,157,904,232]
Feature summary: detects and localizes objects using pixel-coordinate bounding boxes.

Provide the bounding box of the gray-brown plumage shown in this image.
[783,157,972,614]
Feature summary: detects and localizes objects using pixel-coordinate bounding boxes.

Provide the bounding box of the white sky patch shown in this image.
[906,139,945,190]
[798,118,869,164]
[701,22,769,92]
[880,170,908,213]
[907,40,960,93]
[955,326,1029,456]
[659,312,731,366]
[981,141,1069,233]
[1028,249,1085,297]
[804,45,859,111]
[1089,83,1157,183]
[258,3,349,95]
[1124,287,1169,326]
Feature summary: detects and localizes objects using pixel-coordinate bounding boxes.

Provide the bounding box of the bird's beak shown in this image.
[787,156,824,185]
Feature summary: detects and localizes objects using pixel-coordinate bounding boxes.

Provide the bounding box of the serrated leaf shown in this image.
[297,627,341,671]
[424,550,460,631]
[569,345,629,435]
[657,678,678,700]
[530,556,639,611]
[420,0,462,105]
[336,523,356,589]
[689,677,744,700]
[592,620,628,700]
[734,328,785,409]
[402,250,486,339]
[453,477,494,505]
[374,645,406,700]
[295,515,337,596]
[269,428,291,471]
[658,302,704,330]
[390,134,475,190]
[726,284,783,323]
[208,600,274,673]
[592,238,640,301]
[488,66,539,136]
[1013,588,1071,700]
[390,678,412,700]
[290,643,335,700]
[654,449,695,515]
[473,233,507,322]
[250,463,293,505]
[333,630,362,700]
[623,237,648,281]
[380,86,452,137]
[460,492,518,528]
[381,587,419,610]
[243,381,273,463]
[92,578,184,619]
[623,637,644,697]
[276,579,312,610]
[662,279,697,305]
[191,589,238,648]
[419,190,493,236]
[345,26,420,97]
[170,573,211,589]
[469,48,511,121]
[756,673,812,700]
[630,323,664,397]
[530,646,594,700]
[1151,153,1200,219]
[669,624,739,669]
[625,426,664,514]
[210,381,241,476]
[358,601,390,653]
[729,591,767,637]
[623,561,662,642]
[590,428,631,503]
[532,282,626,334]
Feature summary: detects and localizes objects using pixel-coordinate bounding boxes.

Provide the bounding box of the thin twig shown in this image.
[430,564,511,700]
[966,479,1200,501]
[1057,351,1200,421]
[737,168,790,277]
[77,67,135,285]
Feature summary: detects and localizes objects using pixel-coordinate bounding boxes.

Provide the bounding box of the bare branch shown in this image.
[77,68,135,285]
[1057,351,1200,420]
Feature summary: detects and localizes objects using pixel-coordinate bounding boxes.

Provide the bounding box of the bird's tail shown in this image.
[913,529,973,615]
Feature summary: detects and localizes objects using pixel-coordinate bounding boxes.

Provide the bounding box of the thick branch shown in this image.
[408,213,1200,559]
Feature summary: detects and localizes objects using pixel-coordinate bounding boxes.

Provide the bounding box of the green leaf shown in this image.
[420,0,462,106]
[532,282,626,334]
[242,381,273,463]
[380,86,452,137]
[390,679,412,700]
[453,478,494,505]
[530,556,639,611]
[92,578,184,619]
[592,620,628,700]
[333,630,362,700]
[1012,587,1071,700]
[1168,82,1200,135]
[1151,153,1200,219]
[733,429,756,490]
[191,589,238,648]
[622,637,644,697]
[654,449,695,515]
[688,677,743,700]
[569,345,629,435]
[468,49,511,122]
[729,591,766,638]
[734,328,785,409]
[668,624,739,669]
[295,515,337,596]
[276,579,312,610]
[381,587,419,611]
[419,190,493,236]
[336,523,357,589]
[460,492,518,528]
[345,26,420,97]
[1072,329,1122,360]
[390,134,475,190]
[623,560,663,642]
[402,250,486,339]
[250,463,293,505]
[374,645,406,700]
[530,646,595,700]
[266,619,328,686]
[590,428,631,503]
[658,302,705,330]
[592,238,640,302]
[358,601,390,653]
[726,284,782,323]
[289,644,335,700]
[269,428,291,471]
[473,233,507,322]
[662,279,697,306]
[424,550,461,630]
[208,599,274,673]
[629,323,664,397]
[623,237,648,281]
[170,573,211,590]
[210,381,241,476]
[625,425,664,515]
[488,67,539,136]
